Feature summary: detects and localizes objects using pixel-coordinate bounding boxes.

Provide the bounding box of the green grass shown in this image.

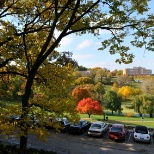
[104,85,112,91]
[80,114,154,129]
[0,99,21,106]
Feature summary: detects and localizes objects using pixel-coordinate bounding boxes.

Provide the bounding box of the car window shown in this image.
[111,127,122,132]
[136,129,148,134]
[102,123,106,127]
[91,124,101,129]
[80,121,84,126]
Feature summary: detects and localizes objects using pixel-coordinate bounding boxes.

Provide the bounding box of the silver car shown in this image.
[133,125,151,143]
[88,121,109,137]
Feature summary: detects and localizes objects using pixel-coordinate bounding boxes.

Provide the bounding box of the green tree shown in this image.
[104,91,122,115]
[133,95,143,117]
[0,0,152,150]
[75,65,88,71]
[133,95,154,117]
[93,82,105,103]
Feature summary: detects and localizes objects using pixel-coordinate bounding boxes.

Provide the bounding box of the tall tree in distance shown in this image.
[104,91,122,115]
[93,82,105,103]
[0,0,153,150]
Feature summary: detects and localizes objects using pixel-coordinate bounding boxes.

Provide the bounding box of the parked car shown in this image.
[108,124,128,141]
[54,118,70,132]
[133,125,151,143]
[88,121,109,137]
[27,114,39,126]
[69,120,91,134]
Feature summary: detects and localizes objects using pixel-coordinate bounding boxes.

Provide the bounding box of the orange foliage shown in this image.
[76,98,102,117]
[72,87,90,101]
[124,112,134,117]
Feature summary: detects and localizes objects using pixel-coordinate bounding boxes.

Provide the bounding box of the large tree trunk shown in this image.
[20,75,34,150]
[20,127,28,150]
[150,113,153,118]
[88,114,91,118]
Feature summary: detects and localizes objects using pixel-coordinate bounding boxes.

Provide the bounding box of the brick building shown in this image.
[123,67,152,76]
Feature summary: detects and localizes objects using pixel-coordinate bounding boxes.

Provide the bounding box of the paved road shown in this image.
[1,129,154,154]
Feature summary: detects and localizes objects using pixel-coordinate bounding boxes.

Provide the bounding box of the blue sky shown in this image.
[57,1,154,73]
[58,32,154,72]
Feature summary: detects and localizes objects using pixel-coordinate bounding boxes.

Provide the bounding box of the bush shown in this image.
[124,112,134,117]
[0,142,57,154]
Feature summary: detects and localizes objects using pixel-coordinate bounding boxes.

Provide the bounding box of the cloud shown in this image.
[60,36,73,46]
[76,40,93,50]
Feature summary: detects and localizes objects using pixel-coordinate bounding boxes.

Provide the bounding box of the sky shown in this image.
[57,1,154,73]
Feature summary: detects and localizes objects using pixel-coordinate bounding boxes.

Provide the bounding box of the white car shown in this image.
[133,125,151,143]
[88,121,109,137]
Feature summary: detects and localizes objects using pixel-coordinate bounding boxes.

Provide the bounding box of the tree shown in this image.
[76,97,102,118]
[133,95,154,118]
[117,75,133,87]
[116,70,123,77]
[118,86,141,100]
[75,77,93,85]
[72,87,90,102]
[133,95,143,117]
[93,82,105,103]
[75,65,88,71]
[111,82,118,92]
[0,0,152,150]
[104,91,122,115]
[95,68,107,83]
[141,78,154,94]
[118,86,132,100]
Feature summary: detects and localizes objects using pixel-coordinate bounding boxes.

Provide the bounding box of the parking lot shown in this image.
[1,127,154,154]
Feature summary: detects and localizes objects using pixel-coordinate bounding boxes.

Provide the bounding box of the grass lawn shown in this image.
[80,114,154,129]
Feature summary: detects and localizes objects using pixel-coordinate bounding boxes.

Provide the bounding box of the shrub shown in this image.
[124,112,134,117]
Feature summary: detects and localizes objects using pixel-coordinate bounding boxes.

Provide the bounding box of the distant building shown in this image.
[123,67,152,76]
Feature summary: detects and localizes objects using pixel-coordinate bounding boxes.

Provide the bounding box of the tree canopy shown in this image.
[72,87,91,102]
[104,90,122,115]
[76,97,102,118]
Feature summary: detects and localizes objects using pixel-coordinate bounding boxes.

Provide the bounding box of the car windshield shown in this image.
[111,127,122,132]
[136,129,148,134]
[91,124,101,129]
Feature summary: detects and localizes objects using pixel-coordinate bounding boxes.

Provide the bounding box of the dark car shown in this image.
[133,125,151,143]
[69,120,91,134]
[108,124,127,141]
[55,118,70,132]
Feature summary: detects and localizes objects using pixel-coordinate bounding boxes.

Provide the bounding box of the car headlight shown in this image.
[134,135,137,138]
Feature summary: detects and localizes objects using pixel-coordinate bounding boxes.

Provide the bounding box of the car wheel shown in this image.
[81,129,84,134]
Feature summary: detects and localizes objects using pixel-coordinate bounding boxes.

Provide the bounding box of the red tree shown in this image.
[76,98,103,118]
